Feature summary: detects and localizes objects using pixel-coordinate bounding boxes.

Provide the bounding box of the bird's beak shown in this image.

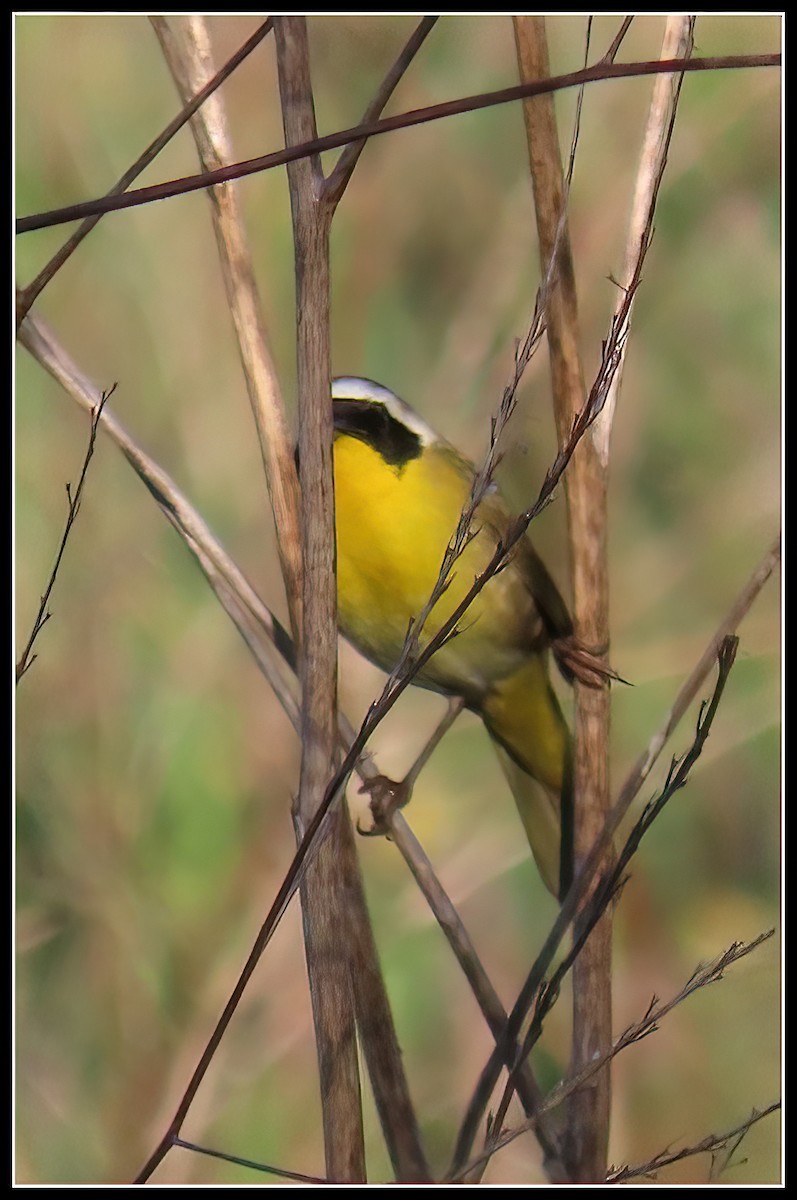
[332,398,373,435]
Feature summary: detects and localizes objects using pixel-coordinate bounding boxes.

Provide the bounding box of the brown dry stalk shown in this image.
[17,314,302,720]
[454,931,776,1180]
[152,15,303,642]
[322,15,439,207]
[275,16,365,1183]
[450,533,778,1175]
[607,1100,781,1184]
[593,15,696,465]
[155,15,433,1181]
[513,15,611,1180]
[377,802,566,1175]
[15,384,113,683]
[16,53,779,236]
[620,534,781,806]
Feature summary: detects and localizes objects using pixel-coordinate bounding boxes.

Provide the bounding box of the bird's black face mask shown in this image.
[331,398,423,468]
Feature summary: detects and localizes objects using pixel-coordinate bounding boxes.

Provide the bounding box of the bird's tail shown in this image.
[479,655,573,901]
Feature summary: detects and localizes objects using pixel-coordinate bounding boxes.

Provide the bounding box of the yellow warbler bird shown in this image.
[332,377,574,900]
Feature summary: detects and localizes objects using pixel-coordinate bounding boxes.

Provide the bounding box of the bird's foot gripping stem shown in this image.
[357,774,413,837]
[552,634,629,688]
[355,697,466,838]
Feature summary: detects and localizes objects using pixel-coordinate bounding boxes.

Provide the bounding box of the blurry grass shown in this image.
[15,13,780,1185]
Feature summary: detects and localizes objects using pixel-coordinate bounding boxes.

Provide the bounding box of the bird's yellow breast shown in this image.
[333,433,540,700]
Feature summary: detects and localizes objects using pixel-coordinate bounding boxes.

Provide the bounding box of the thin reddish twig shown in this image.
[16,54,779,235]
[16,384,114,683]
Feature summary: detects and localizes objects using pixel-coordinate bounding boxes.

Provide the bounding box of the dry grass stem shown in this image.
[323,16,439,207]
[275,15,365,1182]
[608,1100,781,1184]
[17,313,300,716]
[381,804,566,1174]
[454,931,776,1181]
[15,382,113,683]
[600,17,635,65]
[153,15,303,640]
[513,15,611,1179]
[618,533,780,806]
[452,530,778,1168]
[593,15,695,465]
[17,52,779,235]
[171,1136,328,1184]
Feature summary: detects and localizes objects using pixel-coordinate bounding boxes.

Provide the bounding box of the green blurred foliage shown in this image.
[15,13,780,1185]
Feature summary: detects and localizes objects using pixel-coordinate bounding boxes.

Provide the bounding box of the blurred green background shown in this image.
[15,14,781,1185]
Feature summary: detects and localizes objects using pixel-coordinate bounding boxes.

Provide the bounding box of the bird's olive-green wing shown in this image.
[440,443,574,649]
[475,483,573,640]
[514,535,574,642]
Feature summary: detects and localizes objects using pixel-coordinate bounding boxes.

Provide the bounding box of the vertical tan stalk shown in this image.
[593,15,695,466]
[152,15,303,640]
[274,16,365,1182]
[513,15,612,1182]
[158,16,427,1181]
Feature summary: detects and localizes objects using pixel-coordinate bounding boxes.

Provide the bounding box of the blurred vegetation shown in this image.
[15,14,780,1185]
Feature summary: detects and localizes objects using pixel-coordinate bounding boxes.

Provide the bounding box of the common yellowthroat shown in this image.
[332,377,574,899]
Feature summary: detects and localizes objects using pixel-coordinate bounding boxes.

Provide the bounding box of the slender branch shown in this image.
[16,384,113,683]
[452,932,776,1180]
[384,806,566,1175]
[322,15,438,207]
[155,18,426,1181]
[453,639,739,1176]
[600,17,635,66]
[607,1101,781,1184]
[451,526,777,1169]
[15,18,273,324]
[507,638,742,1084]
[514,17,611,1177]
[341,847,430,1182]
[16,54,780,235]
[152,15,303,642]
[275,16,365,1184]
[172,1137,329,1185]
[17,313,300,705]
[593,15,695,465]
